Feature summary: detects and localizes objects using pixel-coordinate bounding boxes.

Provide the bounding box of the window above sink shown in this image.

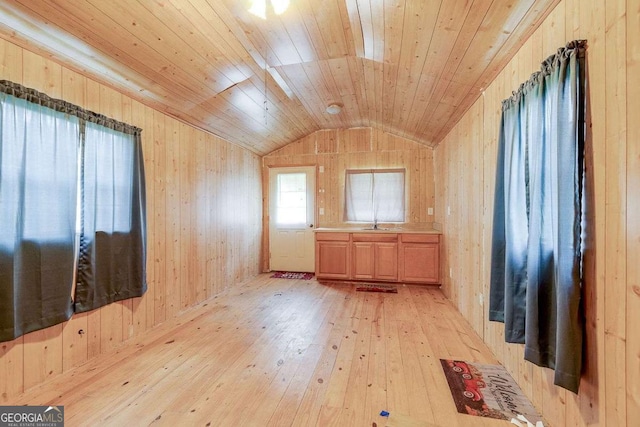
[344,168,405,225]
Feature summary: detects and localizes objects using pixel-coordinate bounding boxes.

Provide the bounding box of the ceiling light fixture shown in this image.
[326,103,342,114]
[249,0,290,19]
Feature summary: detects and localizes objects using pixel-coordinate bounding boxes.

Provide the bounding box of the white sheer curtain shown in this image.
[344,169,405,223]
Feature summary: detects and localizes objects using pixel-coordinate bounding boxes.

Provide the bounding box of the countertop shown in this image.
[314,227,441,234]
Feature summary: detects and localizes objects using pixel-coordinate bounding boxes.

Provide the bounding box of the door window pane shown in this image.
[276,173,307,225]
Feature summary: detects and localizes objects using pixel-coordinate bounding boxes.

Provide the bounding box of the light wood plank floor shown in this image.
[11,274,512,426]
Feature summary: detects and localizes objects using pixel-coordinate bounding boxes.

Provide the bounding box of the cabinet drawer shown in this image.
[315,232,350,241]
[352,233,398,242]
[400,234,440,243]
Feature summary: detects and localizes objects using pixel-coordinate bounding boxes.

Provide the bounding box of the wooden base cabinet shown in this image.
[351,234,398,281]
[315,232,350,279]
[315,231,440,284]
[398,234,440,284]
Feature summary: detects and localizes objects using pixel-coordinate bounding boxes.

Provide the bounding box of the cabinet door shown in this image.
[352,242,375,279]
[399,243,439,283]
[316,241,350,279]
[375,242,398,281]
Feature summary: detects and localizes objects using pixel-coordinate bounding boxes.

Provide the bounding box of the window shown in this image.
[344,169,405,223]
[275,172,307,226]
[0,80,146,342]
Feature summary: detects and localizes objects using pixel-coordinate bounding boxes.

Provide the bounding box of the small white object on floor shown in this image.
[510,414,544,427]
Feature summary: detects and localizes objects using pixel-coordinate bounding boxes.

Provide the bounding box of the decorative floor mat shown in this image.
[440,359,542,422]
[270,271,315,280]
[355,283,398,293]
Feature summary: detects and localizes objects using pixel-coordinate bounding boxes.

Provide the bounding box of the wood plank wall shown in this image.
[434,0,639,425]
[262,128,435,271]
[0,37,263,401]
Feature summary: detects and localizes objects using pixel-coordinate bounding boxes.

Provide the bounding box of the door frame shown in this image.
[263,164,317,272]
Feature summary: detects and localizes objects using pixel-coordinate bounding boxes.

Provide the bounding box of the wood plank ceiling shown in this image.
[0,0,559,155]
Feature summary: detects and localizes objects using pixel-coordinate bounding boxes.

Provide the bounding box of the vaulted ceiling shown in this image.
[0,0,559,155]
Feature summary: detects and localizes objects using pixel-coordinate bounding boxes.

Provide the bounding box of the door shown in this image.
[399,243,439,283]
[315,233,351,279]
[398,234,440,283]
[374,242,398,281]
[269,166,316,272]
[352,242,375,279]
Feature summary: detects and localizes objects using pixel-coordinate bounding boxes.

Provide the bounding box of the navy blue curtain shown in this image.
[75,122,147,313]
[489,40,586,393]
[0,84,78,342]
[0,80,146,342]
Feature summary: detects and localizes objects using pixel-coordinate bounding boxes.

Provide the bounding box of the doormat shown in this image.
[355,283,398,293]
[270,271,315,280]
[440,359,542,423]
